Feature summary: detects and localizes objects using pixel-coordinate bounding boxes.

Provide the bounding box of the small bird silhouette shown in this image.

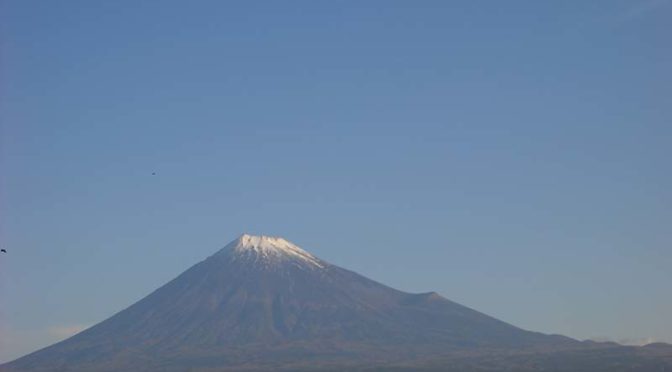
[1,249,6,253]
[152,172,156,176]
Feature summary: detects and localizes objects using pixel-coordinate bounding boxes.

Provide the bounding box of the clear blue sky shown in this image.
[1,0,671,362]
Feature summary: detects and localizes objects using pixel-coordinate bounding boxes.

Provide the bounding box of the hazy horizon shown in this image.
[1,0,671,364]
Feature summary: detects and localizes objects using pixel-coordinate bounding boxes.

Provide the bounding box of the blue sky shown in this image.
[1,0,671,362]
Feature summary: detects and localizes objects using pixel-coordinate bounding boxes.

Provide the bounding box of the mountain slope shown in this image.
[3,234,670,371]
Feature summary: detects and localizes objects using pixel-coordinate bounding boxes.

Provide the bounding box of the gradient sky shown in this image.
[1,0,671,363]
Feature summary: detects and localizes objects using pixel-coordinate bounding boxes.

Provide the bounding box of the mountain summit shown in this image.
[218,234,325,269]
[3,235,671,371]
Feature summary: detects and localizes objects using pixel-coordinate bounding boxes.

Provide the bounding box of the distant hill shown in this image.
[3,234,671,371]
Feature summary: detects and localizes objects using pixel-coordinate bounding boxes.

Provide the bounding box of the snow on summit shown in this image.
[222,234,324,268]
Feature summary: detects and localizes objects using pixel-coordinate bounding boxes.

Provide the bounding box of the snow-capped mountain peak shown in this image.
[221,234,324,268]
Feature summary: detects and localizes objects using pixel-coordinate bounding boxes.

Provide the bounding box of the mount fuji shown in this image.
[3,234,671,371]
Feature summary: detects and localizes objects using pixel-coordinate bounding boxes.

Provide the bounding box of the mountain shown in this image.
[3,234,671,371]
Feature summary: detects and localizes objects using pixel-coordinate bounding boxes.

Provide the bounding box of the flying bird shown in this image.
[152,172,156,176]
[1,249,6,253]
